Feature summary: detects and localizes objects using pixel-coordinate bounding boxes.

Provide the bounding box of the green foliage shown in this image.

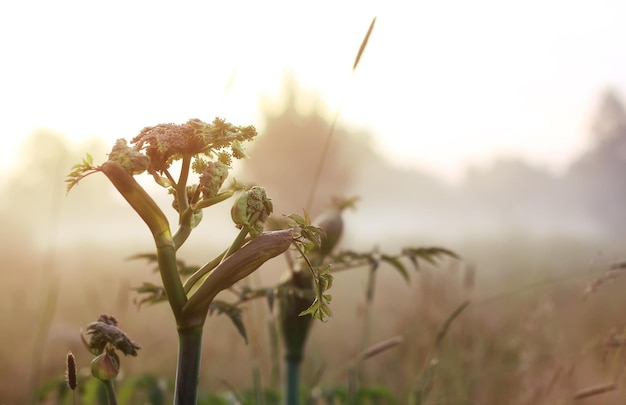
[330,246,459,282]
[298,263,333,320]
[209,300,248,344]
[117,374,168,405]
[36,374,109,405]
[402,247,460,270]
[313,385,397,405]
[128,253,200,276]
[131,282,168,307]
[65,153,97,192]
[289,211,334,321]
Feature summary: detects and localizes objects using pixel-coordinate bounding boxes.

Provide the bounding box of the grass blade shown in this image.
[353,17,376,70]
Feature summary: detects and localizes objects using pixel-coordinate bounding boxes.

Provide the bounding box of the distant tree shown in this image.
[238,78,375,216]
[462,158,557,211]
[455,157,563,234]
[0,130,113,246]
[567,88,626,234]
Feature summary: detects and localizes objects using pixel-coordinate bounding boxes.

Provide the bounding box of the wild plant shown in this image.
[65,118,329,404]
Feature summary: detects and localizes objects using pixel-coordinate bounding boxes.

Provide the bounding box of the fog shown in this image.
[2,82,626,403]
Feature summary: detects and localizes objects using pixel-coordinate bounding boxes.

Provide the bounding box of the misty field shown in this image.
[3,79,626,404]
[2,226,625,404]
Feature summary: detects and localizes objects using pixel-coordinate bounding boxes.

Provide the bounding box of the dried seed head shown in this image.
[65,351,77,391]
[83,314,141,356]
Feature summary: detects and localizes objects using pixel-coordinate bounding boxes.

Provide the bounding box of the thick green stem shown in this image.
[285,358,300,405]
[174,326,203,405]
[103,379,118,405]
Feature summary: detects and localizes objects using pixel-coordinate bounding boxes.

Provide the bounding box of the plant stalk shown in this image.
[174,326,204,405]
[285,358,300,405]
[103,379,118,405]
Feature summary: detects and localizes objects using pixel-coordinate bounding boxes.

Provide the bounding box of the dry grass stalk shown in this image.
[353,17,376,70]
[357,336,404,361]
[573,382,616,400]
[582,261,626,300]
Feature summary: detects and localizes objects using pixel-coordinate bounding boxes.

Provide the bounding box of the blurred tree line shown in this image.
[2,83,626,251]
[239,82,626,240]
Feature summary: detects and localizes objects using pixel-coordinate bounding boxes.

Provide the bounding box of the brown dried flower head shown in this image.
[65,351,77,390]
[82,314,141,357]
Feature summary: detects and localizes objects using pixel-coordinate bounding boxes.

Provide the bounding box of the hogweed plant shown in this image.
[66,117,329,404]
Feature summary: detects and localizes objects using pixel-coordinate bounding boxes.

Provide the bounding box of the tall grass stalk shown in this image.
[29,159,64,404]
[305,16,376,212]
[348,258,379,401]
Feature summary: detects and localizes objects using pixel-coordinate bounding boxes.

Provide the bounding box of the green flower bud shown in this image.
[108,139,150,175]
[230,187,273,236]
[313,209,344,258]
[231,189,249,227]
[91,350,119,381]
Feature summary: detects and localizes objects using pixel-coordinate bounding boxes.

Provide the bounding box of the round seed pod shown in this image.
[313,208,344,259]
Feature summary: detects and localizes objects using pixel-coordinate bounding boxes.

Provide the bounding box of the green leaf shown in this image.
[127,253,199,275]
[117,374,166,405]
[131,282,168,308]
[381,254,410,283]
[402,247,459,270]
[287,213,306,225]
[303,209,312,225]
[65,153,98,193]
[209,300,248,344]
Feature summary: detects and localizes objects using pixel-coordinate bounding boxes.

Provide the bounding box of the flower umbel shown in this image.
[131,117,257,172]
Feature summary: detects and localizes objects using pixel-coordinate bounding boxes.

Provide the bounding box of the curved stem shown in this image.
[156,239,187,322]
[176,155,192,214]
[183,249,227,295]
[174,326,203,405]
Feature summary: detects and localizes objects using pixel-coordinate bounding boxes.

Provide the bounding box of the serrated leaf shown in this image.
[128,253,199,275]
[127,253,159,263]
[209,300,248,344]
[287,213,305,225]
[131,282,168,308]
[381,254,410,283]
[402,246,459,270]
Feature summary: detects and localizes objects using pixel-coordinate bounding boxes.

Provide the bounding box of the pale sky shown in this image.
[1,0,625,183]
